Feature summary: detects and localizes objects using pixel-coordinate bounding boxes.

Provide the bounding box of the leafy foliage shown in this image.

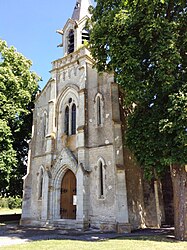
[0,40,39,195]
[90,0,187,177]
[0,196,22,209]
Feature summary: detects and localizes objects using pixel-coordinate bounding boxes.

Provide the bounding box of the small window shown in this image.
[38,168,44,200]
[75,2,80,9]
[43,113,47,137]
[97,96,102,126]
[65,106,69,135]
[99,161,104,198]
[68,30,74,54]
[71,104,76,135]
[95,93,104,127]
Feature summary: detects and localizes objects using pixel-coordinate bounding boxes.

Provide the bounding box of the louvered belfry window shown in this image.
[68,29,74,54]
[82,28,90,44]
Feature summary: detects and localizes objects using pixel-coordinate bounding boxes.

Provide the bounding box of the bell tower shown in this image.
[57,0,92,56]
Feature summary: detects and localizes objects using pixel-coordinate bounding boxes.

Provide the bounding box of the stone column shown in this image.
[111,83,131,233]
[44,80,56,223]
[20,120,35,225]
[76,87,89,229]
[41,170,49,222]
[115,169,131,233]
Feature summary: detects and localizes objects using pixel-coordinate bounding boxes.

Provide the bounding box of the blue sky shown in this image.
[0,0,79,89]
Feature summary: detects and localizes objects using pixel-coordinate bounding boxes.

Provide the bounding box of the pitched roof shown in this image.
[71,0,92,20]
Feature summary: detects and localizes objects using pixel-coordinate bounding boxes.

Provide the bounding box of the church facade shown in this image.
[21,0,173,232]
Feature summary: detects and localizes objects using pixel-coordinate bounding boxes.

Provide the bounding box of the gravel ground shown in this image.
[0,223,174,247]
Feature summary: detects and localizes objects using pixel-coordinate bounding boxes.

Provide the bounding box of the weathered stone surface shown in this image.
[116,223,131,234]
[21,0,173,232]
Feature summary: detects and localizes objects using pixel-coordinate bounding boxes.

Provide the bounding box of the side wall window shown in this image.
[97,96,101,126]
[38,168,44,200]
[43,112,48,138]
[97,158,106,199]
[99,161,104,197]
[95,93,104,127]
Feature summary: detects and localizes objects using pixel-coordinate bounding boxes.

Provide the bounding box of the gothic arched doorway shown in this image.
[60,169,76,219]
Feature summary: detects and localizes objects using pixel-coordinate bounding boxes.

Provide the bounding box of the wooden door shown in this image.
[60,170,76,219]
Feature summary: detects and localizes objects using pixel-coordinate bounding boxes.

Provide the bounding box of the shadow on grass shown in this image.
[113,235,178,243]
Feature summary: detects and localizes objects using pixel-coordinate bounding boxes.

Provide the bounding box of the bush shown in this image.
[0,197,8,208]
[0,196,22,209]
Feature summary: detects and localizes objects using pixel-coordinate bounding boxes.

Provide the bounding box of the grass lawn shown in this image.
[0,208,22,215]
[0,236,187,250]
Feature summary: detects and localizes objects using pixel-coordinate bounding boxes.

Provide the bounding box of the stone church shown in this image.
[21,0,173,232]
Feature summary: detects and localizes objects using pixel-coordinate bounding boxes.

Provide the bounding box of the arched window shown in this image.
[68,29,74,54]
[38,168,44,200]
[65,106,69,135]
[99,161,104,198]
[71,104,76,135]
[95,93,104,127]
[43,112,47,137]
[97,96,102,126]
[82,28,90,44]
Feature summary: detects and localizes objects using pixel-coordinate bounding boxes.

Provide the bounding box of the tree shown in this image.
[89,0,187,240]
[0,40,39,196]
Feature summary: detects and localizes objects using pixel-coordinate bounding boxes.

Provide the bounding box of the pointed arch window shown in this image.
[43,112,47,137]
[65,106,69,135]
[64,101,77,136]
[97,96,102,126]
[38,168,44,200]
[71,104,76,135]
[68,29,74,54]
[95,93,104,127]
[98,161,105,198]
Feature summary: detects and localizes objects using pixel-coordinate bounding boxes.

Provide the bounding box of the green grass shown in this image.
[0,236,187,250]
[0,208,22,215]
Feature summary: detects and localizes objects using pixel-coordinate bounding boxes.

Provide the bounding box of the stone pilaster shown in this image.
[111,83,131,231]
[76,86,89,228]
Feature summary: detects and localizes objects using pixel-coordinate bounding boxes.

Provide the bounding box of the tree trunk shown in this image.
[170,164,187,240]
[154,180,161,228]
